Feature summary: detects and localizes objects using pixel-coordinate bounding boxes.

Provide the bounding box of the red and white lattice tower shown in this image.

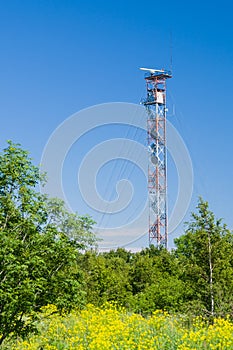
[140,68,172,248]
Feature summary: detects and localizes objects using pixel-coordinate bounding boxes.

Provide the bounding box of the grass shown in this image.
[2,304,233,349]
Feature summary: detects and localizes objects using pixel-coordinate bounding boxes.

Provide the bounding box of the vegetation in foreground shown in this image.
[2,304,233,349]
[1,141,233,348]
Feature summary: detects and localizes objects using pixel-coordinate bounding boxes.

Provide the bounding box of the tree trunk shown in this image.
[207,230,214,316]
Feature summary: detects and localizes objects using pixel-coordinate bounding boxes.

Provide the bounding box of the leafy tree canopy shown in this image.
[0,141,96,344]
[175,198,233,317]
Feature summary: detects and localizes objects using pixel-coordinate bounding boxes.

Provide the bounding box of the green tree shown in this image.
[45,197,97,249]
[0,141,95,344]
[132,275,186,314]
[78,250,132,307]
[175,198,233,318]
[129,247,186,314]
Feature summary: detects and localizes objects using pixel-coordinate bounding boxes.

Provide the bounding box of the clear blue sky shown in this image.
[0,0,233,249]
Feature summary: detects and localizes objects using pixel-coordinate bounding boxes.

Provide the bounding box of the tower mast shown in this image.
[140,68,172,248]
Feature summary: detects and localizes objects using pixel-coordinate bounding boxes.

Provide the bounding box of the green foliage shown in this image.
[175,198,233,317]
[78,250,132,307]
[77,201,233,318]
[5,305,233,350]
[45,197,97,249]
[129,247,187,314]
[1,141,233,345]
[0,141,96,344]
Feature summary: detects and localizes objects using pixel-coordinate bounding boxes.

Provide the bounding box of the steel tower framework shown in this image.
[142,69,172,248]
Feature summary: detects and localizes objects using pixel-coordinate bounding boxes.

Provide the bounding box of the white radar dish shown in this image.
[139,67,164,74]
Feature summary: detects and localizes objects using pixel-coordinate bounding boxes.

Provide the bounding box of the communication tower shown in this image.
[140,68,172,248]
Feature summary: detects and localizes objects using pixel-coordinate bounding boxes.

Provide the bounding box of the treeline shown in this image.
[79,203,233,318]
[1,141,233,345]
